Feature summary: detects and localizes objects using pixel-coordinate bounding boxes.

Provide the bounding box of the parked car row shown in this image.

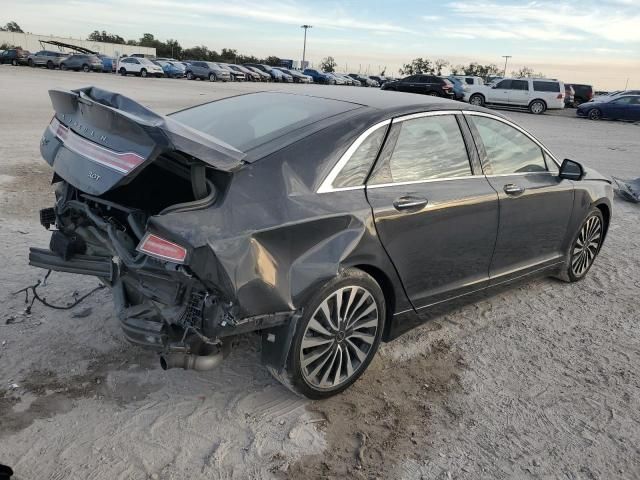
[577,93,640,121]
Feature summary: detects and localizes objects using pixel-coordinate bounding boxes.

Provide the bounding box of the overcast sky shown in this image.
[4,0,640,89]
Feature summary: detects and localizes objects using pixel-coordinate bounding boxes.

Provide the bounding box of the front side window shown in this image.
[470,116,547,174]
[332,126,387,188]
[370,115,472,184]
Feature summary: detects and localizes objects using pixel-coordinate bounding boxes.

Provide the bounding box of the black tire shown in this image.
[60,63,68,71]
[588,108,602,120]
[427,91,439,97]
[557,207,605,283]
[269,268,386,399]
[186,71,194,80]
[28,59,35,67]
[208,73,216,82]
[140,68,147,78]
[119,67,127,76]
[469,93,485,107]
[529,99,546,114]
[82,64,90,73]
[11,59,18,66]
[47,61,54,69]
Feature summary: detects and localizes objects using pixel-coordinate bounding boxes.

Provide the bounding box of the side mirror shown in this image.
[559,159,584,180]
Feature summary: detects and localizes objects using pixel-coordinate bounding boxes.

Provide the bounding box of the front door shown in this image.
[367,113,499,310]
[507,79,530,106]
[464,113,574,282]
[490,79,512,104]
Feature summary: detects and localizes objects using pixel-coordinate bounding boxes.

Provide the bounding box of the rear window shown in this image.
[533,81,560,92]
[170,92,361,151]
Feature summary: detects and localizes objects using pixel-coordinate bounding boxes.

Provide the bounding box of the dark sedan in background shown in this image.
[577,94,640,121]
[381,74,454,97]
[30,87,612,399]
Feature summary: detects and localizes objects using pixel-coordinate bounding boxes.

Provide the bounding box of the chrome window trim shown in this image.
[462,110,561,168]
[392,110,464,123]
[316,119,390,194]
[367,175,486,190]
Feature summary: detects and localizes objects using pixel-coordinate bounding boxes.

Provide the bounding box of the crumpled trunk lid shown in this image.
[40,87,246,196]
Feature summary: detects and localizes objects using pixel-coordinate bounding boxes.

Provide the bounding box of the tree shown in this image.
[0,42,16,50]
[450,62,500,81]
[511,66,545,78]
[433,59,449,75]
[0,21,23,33]
[88,30,125,44]
[320,56,337,73]
[262,56,281,66]
[399,58,433,76]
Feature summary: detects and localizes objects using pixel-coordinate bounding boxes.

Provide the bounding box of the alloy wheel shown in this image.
[571,215,602,277]
[470,95,483,106]
[530,101,545,114]
[588,109,601,120]
[299,286,379,390]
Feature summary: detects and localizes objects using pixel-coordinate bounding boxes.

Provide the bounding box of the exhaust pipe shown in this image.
[160,343,229,371]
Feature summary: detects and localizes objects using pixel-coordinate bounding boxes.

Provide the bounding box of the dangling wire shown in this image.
[11,270,105,314]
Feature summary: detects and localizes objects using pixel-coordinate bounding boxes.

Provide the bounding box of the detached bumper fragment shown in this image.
[29,247,114,281]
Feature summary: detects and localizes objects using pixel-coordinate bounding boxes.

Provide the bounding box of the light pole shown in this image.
[301,25,312,69]
[502,55,512,76]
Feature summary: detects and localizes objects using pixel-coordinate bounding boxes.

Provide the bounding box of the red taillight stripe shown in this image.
[137,233,187,263]
[49,117,145,174]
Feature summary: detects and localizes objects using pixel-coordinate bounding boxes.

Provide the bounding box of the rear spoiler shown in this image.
[48,87,246,172]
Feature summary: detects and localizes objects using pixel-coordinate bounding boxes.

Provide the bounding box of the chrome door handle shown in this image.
[503,184,525,196]
[393,196,428,211]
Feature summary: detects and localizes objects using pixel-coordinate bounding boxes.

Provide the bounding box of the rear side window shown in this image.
[333,126,387,188]
[470,116,546,174]
[370,115,472,184]
[465,78,473,85]
[170,92,361,151]
[511,80,529,90]
[495,80,512,89]
[533,81,560,92]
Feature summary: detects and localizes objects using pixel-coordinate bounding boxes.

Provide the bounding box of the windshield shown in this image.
[170,92,361,151]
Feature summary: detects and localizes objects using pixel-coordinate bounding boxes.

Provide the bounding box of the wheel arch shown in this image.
[529,98,547,108]
[352,263,396,338]
[594,201,611,245]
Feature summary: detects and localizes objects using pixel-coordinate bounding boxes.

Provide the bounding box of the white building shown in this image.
[0,31,156,57]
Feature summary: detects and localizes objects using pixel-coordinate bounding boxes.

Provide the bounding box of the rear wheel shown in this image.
[208,73,216,82]
[186,71,194,80]
[47,61,54,69]
[11,59,18,66]
[427,91,439,97]
[28,59,35,67]
[269,268,386,399]
[140,68,147,78]
[588,108,602,120]
[529,99,546,114]
[60,63,68,71]
[82,64,90,73]
[469,94,485,107]
[119,67,127,76]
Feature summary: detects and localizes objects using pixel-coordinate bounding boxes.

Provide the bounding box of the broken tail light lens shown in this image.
[49,116,146,174]
[137,233,188,263]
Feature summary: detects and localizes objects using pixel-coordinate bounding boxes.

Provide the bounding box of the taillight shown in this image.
[557,93,564,99]
[137,233,188,263]
[48,117,145,174]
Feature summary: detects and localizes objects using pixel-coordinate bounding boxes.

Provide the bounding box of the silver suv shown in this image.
[184,61,231,82]
[27,50,67,69]
[465,77,566,114]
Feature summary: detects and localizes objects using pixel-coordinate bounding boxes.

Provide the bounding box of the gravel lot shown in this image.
[1,66,639,480]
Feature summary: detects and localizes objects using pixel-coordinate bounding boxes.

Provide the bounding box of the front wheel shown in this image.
[529,100,546,114]
[82,64,90,72]
[469,94,485,106]
[558,208,604,283]
[186,71,194,80]
[11,59,18,66]
[269,268,386,399]
[140,68,147,78]
[60,63,68,71]
[588,108,602,120]
[427,91,439,97]
[208,73,216,82]
[47,61,54,69]
[119,67,127,76]
[28,59,35,67]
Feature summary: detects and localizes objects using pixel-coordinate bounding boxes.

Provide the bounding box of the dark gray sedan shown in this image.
[31,87,612,399]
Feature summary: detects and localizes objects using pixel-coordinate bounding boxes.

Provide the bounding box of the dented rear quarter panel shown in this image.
[151,113,413,321]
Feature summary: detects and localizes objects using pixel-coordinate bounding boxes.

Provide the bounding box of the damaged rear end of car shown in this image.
[30,87,264,370]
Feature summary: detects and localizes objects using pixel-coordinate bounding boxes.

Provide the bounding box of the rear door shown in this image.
[608,96,636,120]
[464,112,574,282]
[366,112,499,309]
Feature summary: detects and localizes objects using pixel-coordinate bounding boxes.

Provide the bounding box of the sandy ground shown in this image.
[0,66,639,480]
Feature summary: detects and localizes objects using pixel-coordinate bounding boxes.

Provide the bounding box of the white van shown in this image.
[464,78,566,114]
